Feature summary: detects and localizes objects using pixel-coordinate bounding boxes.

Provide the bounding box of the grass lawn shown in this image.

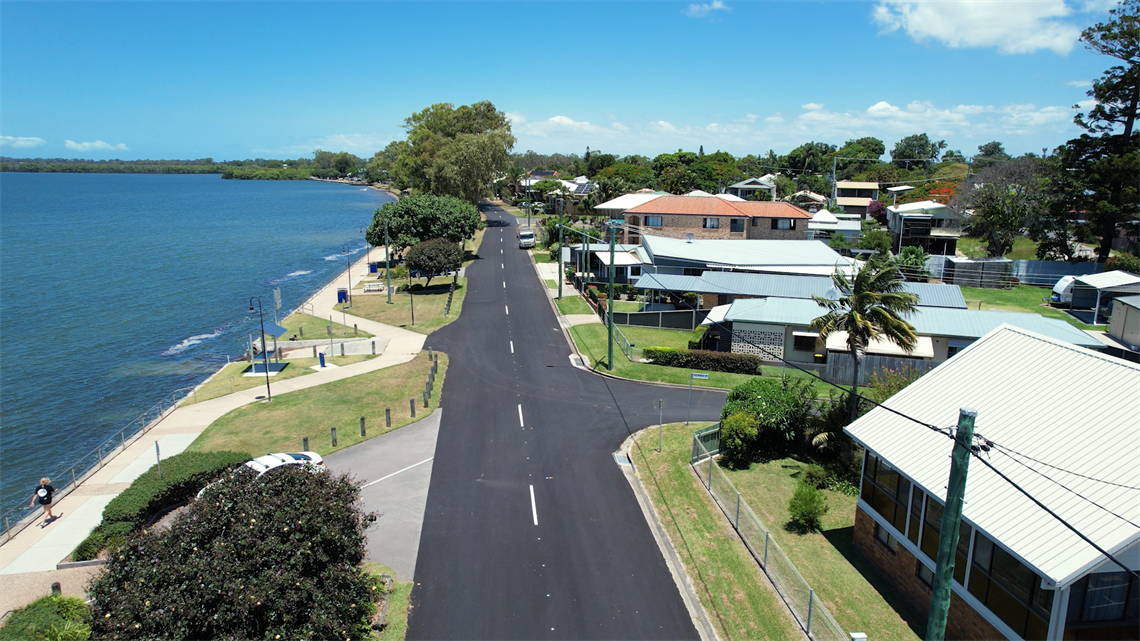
[957,236,1039,260]
[280,312,372,340]
[337,277,466,335]
[531,250,555,263]
[545,279,558,289]
[182,355,375,405]
[363,562,411,641]
[556,295,594,316]
[611,300,641,312]
[187,351,446,456]
[722,458,925,640]
[631,422,800,640]
[568,324,829,394]
[959,284,1103,331]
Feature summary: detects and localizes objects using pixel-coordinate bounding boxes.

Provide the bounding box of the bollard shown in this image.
[51,582,61,596]
[423,390,429,408]
[319,352,326,368]
[303,436,309,451]
[340,343,345,357]
[426,381,431,399]
[360,416,366,437]
[428,348,433,361]
[354,323,358,336]
[385,407,391,427]
[410,398,416,418]
[300,326,304,338]
[372,341,376,355]
[313,346,318,358]
[331,426,337,447]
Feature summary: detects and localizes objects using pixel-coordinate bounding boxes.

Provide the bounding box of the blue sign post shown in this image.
[688,372,709,425]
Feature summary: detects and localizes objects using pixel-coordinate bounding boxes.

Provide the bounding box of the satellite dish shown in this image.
[824,287,841,300]
[686,233,694,243]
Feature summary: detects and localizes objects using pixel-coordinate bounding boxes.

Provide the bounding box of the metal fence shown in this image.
[613,308,709,331]
[691,432,848,641]
[2,383,199,542]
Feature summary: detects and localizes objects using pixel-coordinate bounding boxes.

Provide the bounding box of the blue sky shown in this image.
[0,1,1120,161]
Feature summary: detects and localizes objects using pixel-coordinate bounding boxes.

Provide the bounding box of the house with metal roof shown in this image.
[725,176,778,201]
[835,181,880,217]
[1069,271,1140,325]
[633,270,968,311]
[623,195,811,242]
[638,234,856,279]
[887,200,963,255]
[719,296,1104,364]
[844,325,1140,641]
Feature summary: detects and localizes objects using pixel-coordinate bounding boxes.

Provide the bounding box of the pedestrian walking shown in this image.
[31,477,56,525]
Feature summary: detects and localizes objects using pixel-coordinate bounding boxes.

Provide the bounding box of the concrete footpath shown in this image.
[0,251,427,616]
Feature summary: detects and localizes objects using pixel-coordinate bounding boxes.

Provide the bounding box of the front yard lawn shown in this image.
[959,284,1103,331]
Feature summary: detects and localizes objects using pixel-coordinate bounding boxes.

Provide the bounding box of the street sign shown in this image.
[691,373,709,380]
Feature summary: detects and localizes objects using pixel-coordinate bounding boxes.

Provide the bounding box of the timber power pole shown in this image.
[926,408,978,641]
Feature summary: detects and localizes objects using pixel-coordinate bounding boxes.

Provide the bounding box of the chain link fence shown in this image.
[692,432,849,641]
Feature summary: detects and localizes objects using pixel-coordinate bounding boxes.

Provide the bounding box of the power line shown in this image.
[985,442,1140,491]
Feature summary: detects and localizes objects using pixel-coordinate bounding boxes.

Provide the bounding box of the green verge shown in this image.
[958,284,1104,331]
[545,279,558,289]
[569,324,830,395]
[280,312,372,339]
[722,458,925,640]
[188,352,446,456]
[184,355,375,405]
[363,562,412,641]
[336,278,467,336]
[556,296,594,316]
[530,250,555,263]
[630,422,799,640]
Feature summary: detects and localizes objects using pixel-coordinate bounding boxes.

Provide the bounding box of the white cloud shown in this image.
[506,111,527,125]
[309,134,391,155]
[0,135,47,149]
[1066,79,1092,87]
[685,0,728,18]
[801,103,824,111]
[736,113,760,123]
[873,0,1081,54]
[612,123,629,131]
[64,140,129,152]
[766,113,785,123]
[653,121,678,132]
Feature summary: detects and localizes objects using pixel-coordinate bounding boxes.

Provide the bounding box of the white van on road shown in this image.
[517,225,535,249]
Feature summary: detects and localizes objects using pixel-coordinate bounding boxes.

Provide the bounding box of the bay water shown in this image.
[0,173,392,520]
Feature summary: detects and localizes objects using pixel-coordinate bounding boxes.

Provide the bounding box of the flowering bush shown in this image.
[89,467,378,639]
[719,377,814,460]
[867,363,926,401]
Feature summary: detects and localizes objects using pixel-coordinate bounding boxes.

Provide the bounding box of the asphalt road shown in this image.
[406,204,727,640]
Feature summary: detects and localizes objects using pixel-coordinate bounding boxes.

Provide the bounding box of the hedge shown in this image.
[0,594,90,641]
[642,347,762,375]
[72,450,249,561]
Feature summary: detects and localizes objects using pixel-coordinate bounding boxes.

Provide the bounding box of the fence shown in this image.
[925,256,1105,289]
[613,308,709,331]
[2,383,200,542]
[825,353,937,386]
[691,431,848,641]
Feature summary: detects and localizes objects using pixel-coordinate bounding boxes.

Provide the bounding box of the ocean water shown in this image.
[0,173,392,519]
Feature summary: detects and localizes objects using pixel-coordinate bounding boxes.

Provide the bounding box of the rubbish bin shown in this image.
[337,288,348,304]
[369,263,378,274]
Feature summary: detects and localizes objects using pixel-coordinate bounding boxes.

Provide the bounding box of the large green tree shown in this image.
[890,133,947,170]
[594,162,656,189]
[405,238,464,287]
[390,101,515,203]
[365,193,482,254]
[954,157,1046,257]
[812,263,919,422]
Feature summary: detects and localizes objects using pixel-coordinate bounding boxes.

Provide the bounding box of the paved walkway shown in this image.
[0,252,427,613]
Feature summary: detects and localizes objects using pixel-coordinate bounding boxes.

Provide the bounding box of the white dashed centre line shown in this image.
[503,281,506,288]
[530,485,538,526]
[518,404,524,427]
[510,340,515,354]
[505,305,509,315]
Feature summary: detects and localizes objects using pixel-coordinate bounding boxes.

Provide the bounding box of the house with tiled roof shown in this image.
[621,195,811,243]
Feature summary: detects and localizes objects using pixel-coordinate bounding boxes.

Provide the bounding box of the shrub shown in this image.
[642,347,761,375]
[1105,251,1140,275]
[0,595,90,641]
[390,264,409,280]
[788,481,830,532]
[801,464,829,489]
[867,363,926,402]
[721,378,814,458]
[100,450,250,529]
[687,326,707,350]
[719,411,758,468]
[548,241,560,262]
[89,467,378,640]
[72,521,133,562]
[405,238,463,287]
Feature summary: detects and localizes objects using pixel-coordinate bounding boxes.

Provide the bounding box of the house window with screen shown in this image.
[793,333,818,351]
[1064,572,1139,640]
[860,452,911,533]
[703,218,720,229]
[771,218,795,230]
[968,533,1054,640]
[645,216,662,227]
[630,266,641,277]
[730,218,745,233]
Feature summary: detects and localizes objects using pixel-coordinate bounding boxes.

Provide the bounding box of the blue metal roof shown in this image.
[724,297,1103,348]
[634,271,967,309]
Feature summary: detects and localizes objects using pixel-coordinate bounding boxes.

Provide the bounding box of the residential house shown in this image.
[835,181,880,217]
[637,234,857,278]
[622,195,811,242]
[887,200,963,255]
[719,297,1103,364]
[789,190,830,213]
[806,210,861,243]
[845,325,1140,641]
[725,175,778,201]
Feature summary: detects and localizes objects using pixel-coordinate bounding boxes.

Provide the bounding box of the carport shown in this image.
[1070,270,1140,325]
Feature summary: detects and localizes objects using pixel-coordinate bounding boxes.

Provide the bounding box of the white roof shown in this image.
[845,325,1140,587]
[837,181,879,189]
[685,190,715,197]
[715,193,746,201]
[811,210,839,224]
[824,332,935,358]
[791,190,828,203]
[596,193,662,211]
[1073,270,1140,291]
[592,250,642,266]
[700,303,731,326]
[889,200,955,215]
[642,234,853,269]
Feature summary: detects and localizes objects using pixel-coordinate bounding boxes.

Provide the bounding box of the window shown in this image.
[793,333,818,352]
[752,218,760,227]
[917,563,935,588]
[703,217,720,229]
[770,218,796,230]
[1065,572,1139,641]
[682,268,702,276]
[630,266,642,277]
[969,532,1054,640]
[645,216,662,227]
[875,523,898,552]
[861,453,911,533]
[730,218,745,233]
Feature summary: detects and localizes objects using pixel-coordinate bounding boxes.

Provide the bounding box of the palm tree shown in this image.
[812,262,920,422]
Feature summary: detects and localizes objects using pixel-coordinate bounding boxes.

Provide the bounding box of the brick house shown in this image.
[621,195,810,244]
[844,325,1140,641]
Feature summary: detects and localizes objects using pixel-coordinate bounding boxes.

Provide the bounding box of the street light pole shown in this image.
[557,198,564,300]
[606,219,619,371]
[384,218,392,305]
[342,243,352,309]
[248,296,272,402]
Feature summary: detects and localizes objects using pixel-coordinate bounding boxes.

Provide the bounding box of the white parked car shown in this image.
[197,452,325,499]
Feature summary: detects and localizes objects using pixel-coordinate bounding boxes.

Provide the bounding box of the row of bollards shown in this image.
[307,350,441,451]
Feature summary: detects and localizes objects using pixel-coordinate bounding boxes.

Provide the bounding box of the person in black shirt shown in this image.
[30,477,56,524]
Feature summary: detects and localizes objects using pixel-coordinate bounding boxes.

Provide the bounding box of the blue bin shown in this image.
[369,263,378,274]
[337,289,348,304]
